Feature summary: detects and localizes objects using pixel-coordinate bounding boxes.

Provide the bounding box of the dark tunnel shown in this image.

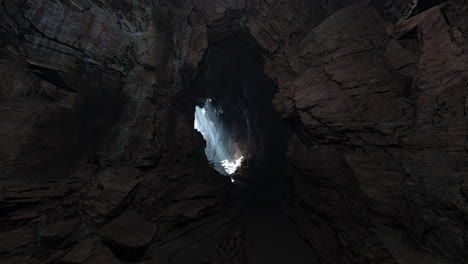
[190,32,290,184]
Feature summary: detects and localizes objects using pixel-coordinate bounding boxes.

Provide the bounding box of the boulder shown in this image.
[38,219,79,248]
[98,210,156,261]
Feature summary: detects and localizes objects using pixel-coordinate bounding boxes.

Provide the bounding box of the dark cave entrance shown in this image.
[194,97,245,177]
[191,32,289,183]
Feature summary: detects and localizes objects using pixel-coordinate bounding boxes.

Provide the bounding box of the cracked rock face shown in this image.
[0,0,467,264]
[98,209,157,261]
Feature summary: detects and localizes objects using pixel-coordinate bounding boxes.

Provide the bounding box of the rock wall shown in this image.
[0,0,230,263]
[268,0,468,263]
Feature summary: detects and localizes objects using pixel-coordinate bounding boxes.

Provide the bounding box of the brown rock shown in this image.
[0,228,36,255]
[82,247,122,264]
[0,0,466,264]
[61,239,95,264]
[82,167,140,223]
[38,219,79,247]
[98,210,156,261]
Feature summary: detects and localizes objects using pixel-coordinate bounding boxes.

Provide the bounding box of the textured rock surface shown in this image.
[38,219,80,247]
[0,0,466,263]
[82,167,140,223]
[98,210,156,260]
[268,0,468,263]
[0,0,228,263]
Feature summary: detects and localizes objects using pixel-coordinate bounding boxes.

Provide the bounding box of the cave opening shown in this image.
[194,97,244,177]
[191,32,289,184]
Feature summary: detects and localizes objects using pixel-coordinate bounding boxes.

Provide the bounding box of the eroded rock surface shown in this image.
[0,0,466,263]
[98,210,156,260]
[268,0,468,263]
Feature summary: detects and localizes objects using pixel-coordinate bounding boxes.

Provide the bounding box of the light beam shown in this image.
[194,99,244,176]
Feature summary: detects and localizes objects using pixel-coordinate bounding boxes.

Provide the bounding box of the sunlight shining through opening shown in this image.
[221,156,244,175]
[194,98,244,176]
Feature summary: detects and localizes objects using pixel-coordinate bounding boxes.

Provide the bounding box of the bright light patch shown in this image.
[194,99,244,176]
[221,156,244,175]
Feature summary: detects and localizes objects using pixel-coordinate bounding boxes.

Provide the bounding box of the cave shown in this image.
[191,32,289,183]
[1,0,467,264]
[194,98,246,177]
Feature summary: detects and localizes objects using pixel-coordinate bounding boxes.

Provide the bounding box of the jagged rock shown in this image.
[97,210,156,261]
[213,229,251,264]
[61,239,95,264]
[269,1,468,263]
[60,239,126,264]
[82,246,122,264]
[158,199,219,220]
[0,60,39,97]
[0,179,81,230]
[0,255,30,264]
[172,183,226,201]
[0,98,49,176]
[392,3,446,38]
[24,0,131,57]
[82,167,140,223]
[0,228,36,259]
[38,219,79,248]
[0,0,466,263]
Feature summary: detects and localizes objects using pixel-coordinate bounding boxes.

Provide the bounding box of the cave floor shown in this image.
[146,168,319,264]
[239,196,319,264]
[145,166,457,264]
